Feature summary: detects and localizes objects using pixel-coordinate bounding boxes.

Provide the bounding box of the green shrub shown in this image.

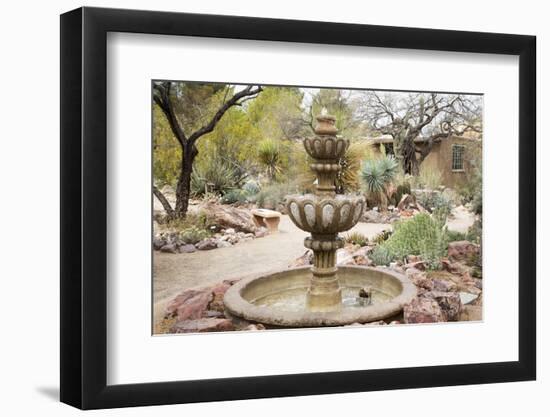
[254,182,299,210]
[377,213,448,269]
[466,219,482,244]
[370,246,393,266]
[372,229,392,245]
[344,231,369,247]
[417,190,453,224]
[190,159,243,197]
[221,189,249,205]
[242,180,261,196]
[179,226,211,244]
[445,229,467,242]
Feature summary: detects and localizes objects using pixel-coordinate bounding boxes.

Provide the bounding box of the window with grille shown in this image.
[452,145,465,171]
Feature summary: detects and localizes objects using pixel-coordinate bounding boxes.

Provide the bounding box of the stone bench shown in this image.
[251,209,281,233]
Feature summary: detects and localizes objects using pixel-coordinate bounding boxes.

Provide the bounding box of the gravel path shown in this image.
[153,215,390,322]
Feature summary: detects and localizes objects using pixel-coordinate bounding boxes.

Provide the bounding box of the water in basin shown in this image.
[251,286,394,313]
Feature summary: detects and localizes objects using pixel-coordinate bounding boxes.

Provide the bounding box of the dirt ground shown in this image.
[153,215,390,323]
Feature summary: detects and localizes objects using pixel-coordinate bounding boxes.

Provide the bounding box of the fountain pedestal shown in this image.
[287,114,364,312]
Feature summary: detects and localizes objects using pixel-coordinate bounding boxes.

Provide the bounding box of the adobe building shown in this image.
[366,133,482,189]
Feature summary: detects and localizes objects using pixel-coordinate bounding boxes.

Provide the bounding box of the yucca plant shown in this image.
[257,139,282,182]
[361,155,399,209]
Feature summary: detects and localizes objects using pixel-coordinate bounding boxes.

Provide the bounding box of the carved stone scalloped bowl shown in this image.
[303,136,349,160]
[285,194,365,234]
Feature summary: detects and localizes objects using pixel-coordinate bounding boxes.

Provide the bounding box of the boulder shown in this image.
[208,282,231,313]
[153,237,166,250]
[397,193,416,211]
[432,278,458,292]
[178,244,197,254]
[160,243,178,254]
[404,297,446,323]
[459,305,482,321]
[170,318,235,333]
[216,240,232,249]
[196,238,218,251]
[448,240,480,262]
[425,291,463,321]
[165,289,213,321]
[201,202,257,233]
[403,261,426,271]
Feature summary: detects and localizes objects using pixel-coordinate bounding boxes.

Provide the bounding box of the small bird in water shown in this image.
[358,287,373,306]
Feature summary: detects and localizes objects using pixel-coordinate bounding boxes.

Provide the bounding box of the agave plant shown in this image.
[361,155,399,208]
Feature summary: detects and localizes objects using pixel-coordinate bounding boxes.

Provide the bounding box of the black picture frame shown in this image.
[60,6,536,410]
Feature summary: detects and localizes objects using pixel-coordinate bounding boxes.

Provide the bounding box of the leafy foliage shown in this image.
[190,158,244,197]
[361,155,399,194]
[257,139,283,181]
[376,213,449,269]
[344,231,369,247]
[179,226,211,244]
[370,246,393,266]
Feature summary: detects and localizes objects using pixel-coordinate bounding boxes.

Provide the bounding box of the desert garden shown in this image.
[152,82,483,334]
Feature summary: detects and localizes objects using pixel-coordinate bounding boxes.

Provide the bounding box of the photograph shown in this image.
[152,81,484,334]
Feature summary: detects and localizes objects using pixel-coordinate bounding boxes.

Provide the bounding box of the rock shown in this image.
[432,279,458,292]
[405,267,426,280]
[459,292,479,305]
[425,291,462,321]
[459,305,482,321]
[178,244,197,253]
[367,320,387,325]
[397,193,416,211]
[208,282,231,313]
[448,240,480,262]
[254,227,269,238]
[204,310,225,318]
[363,209,383,223]
[403,261,426,271]
[216,240,232,248]
[289,250,313,267]
[441,258,470,275]
[404,297,446,323]
[153,237,166,250]
[201,202,258,233]
[196,238,218,250]
[407,270,434,291]
[224,228,236,235]
[389,320,401,325]
[170,318,235,333]
[165,289,213,321]
[160,243,178,254]
[244,323,266,331]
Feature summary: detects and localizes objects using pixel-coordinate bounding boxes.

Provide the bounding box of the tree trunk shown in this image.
[174,146,198,218]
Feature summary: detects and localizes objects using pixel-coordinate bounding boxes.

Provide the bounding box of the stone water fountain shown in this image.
[224,113,416,327]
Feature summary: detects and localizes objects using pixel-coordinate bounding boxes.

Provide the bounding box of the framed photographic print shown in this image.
[60,6,536,409]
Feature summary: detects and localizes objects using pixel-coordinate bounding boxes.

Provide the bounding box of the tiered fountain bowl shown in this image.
[224,113,416,327]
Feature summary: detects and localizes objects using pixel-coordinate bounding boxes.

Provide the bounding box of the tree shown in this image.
[152,82,262,218]
[358,92,482,175]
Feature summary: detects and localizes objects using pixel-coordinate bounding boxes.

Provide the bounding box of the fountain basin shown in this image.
[286,194,365,234]
[224,266,417,327]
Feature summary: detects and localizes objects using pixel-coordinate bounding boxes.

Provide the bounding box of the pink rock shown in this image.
[208,282,231,312]
[432,279,458,292]
[404,297,446,324]
[424,291,463,321]
[171,318,235,333]
[403,261,426,271]
[165,289,211,318]
[448,241,480,262]
[175,291,213,321]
